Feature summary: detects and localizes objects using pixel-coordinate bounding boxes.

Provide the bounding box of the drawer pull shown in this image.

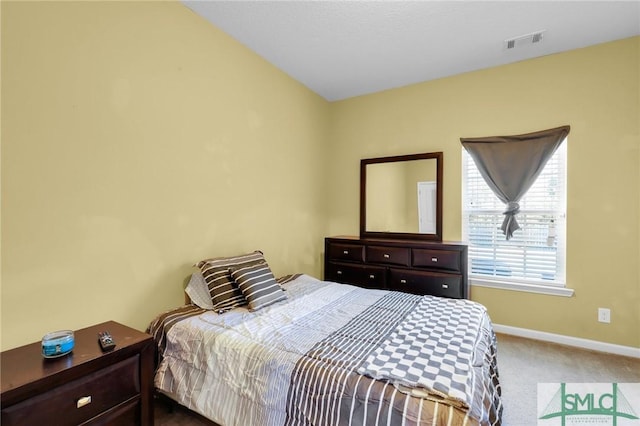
[400,279,407,284]
[343,250,349,255]
[442,284,449,289]
[383,254,390,258]
[77,396,92,408]
[369,274,375,279]
[431,257,438,262]
[337,270,343,275]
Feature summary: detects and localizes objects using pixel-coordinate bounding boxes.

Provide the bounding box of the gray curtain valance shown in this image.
[461,125,570,240]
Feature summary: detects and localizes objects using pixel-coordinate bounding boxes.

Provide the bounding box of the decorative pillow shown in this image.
[195,251,265,312]
[230,262,287,311]
[276,273,303,287]
[184,272,215,310]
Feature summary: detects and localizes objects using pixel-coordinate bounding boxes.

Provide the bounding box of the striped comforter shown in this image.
[148,274,502,426]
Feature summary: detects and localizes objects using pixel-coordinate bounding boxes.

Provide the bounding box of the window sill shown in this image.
[470,278,574,297]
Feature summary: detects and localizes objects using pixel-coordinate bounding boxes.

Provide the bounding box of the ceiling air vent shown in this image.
[504,30,545,50]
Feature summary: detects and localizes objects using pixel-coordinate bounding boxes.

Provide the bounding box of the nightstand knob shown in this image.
[337,270,343,275]
[343,250,349,254]
[77,396,92,408]
[431,257,438,262]
[442,284,449,289]
[369,274,375,279]
[383,254,390,258]
[400,279,407,284]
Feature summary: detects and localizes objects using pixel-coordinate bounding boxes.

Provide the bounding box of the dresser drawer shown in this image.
[326,262,386,289]
[1,356,140,426]
[366,246,410,266]
[327,243,365,263]
[389,269,464,299]
[412,249,462,273]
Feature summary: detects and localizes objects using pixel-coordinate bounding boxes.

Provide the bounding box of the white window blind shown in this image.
[462,140,567,287]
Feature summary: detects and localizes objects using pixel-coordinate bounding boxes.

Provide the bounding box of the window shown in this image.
[462,140,569,295]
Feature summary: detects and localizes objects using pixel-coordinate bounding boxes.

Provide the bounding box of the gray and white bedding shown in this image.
[148,274,502,426]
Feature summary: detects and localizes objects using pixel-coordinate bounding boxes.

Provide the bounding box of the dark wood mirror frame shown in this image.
[360,152,443,241]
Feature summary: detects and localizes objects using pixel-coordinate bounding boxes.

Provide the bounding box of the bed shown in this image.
[147,252,502,426]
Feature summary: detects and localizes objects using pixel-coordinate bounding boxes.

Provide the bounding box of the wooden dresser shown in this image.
[1,321,154,426]
[325,236,469,299]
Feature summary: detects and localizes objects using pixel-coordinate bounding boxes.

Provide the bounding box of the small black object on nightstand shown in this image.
[98,331,116,352]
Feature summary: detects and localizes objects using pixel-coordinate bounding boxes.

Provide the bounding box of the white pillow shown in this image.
[185,272,215,310]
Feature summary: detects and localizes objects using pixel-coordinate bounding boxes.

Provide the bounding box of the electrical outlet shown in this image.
[598,308,611,323]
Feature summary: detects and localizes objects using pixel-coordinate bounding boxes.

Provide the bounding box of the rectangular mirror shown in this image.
[360,152,443,241]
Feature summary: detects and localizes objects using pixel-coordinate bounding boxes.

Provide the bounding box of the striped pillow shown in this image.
[230,262,287,311]
[195,251,265,312]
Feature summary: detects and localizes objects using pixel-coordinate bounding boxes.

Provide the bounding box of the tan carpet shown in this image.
[154,333,640,425]
[496,333,639,425]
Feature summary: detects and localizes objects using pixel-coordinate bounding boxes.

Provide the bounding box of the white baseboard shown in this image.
[493,324,640,358]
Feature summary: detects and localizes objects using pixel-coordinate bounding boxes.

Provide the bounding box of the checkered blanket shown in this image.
[357,295,487,409]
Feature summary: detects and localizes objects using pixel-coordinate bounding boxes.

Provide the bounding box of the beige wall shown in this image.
[1,1,329,349]
[366,162,410,232]
[2,1,638,351]
[327,37,640,348]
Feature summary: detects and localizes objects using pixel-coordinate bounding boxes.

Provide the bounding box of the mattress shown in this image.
[147,274,502,425]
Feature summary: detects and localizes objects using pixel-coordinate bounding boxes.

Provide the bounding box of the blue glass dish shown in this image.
[42,330,74,358]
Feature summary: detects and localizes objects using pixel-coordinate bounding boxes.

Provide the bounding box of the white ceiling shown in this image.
[183,1,640,101]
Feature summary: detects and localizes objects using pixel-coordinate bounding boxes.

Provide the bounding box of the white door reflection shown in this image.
[418,181,437,234]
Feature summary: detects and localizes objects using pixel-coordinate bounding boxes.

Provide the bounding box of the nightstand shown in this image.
[1,321,154,425]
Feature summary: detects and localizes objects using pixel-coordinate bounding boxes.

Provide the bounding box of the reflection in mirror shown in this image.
[366,160,437,233]
[361,152,442,241]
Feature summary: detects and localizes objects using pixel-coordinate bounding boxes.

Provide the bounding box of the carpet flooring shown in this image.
[154,333,640,425]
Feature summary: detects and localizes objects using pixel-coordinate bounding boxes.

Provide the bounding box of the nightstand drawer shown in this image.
[327,243,365,263]
[366,245,410,266]
[389,269,463,299]
[1,356,140,426]
[412,249,462,272]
